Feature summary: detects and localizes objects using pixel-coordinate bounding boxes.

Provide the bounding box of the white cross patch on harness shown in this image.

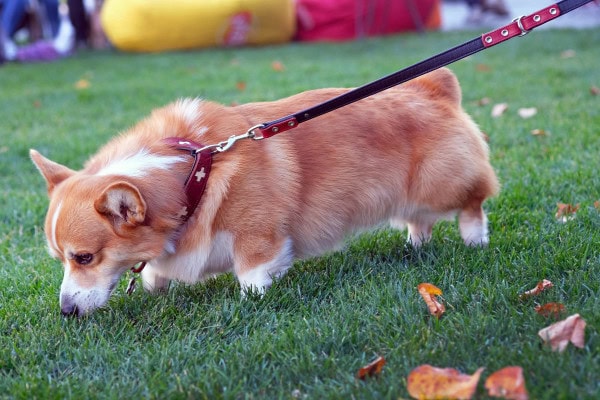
[177,206,188,219]
[195,167,206,182]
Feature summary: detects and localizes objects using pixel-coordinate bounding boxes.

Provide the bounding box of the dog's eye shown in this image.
[73,253,94,265]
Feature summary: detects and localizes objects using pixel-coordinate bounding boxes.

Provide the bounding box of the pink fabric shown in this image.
[296,0,439,42]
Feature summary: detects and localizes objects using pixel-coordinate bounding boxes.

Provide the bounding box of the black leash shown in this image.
[251,0,595,139]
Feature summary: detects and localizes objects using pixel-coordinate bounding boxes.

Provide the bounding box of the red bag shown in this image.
[296,0,441,42]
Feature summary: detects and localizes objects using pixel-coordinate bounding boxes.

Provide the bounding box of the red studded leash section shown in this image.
[255,0,593,139]
[482,5,562,47]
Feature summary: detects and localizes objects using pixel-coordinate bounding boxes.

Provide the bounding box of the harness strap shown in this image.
[127,137,213,293]
[255,0,593,139]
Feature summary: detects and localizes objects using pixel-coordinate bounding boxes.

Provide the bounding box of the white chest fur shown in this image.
[143,231,234,290]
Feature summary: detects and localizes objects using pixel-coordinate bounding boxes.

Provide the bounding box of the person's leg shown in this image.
[67,0,89,45]
[41,0,60,36]
[1,0,28,36]
[1,0,27,60]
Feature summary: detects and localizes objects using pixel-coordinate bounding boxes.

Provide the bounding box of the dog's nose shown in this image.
[60,297,79,317]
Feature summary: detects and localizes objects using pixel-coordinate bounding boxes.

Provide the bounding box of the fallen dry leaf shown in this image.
[519,279,553,299]
[484,366,529,400]
[235,81,247,91]
[518,108,537,119]
[476,63,491,72]
[407,364,484,400]
[74,79,91,89]
[530,129,549,136]
[590,86,600,96]
[356,355,386,380]
[477,97,491,106]
[555,203,579,223]
[271,60,285,72]
[560,49,576,59]
[491,103,508,118]
[535,302,566,319]
[594,200,600,209]
[538,313,586,352]
[417,283,445,319]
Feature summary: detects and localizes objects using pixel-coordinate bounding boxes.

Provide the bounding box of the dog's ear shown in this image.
[30,149,76,194]
[94,181,147,228]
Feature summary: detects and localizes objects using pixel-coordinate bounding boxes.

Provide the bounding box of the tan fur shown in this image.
[31,68,499,316]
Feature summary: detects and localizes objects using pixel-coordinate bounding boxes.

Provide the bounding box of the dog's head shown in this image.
[30,150,180,317]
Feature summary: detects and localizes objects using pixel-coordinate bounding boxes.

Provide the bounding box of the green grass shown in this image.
[1,28,599,399]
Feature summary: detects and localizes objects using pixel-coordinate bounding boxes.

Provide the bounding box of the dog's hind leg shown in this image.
[236,237,294,295]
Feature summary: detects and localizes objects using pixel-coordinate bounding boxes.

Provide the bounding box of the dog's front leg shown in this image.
[141,266,171,293]
[235,237,294,295]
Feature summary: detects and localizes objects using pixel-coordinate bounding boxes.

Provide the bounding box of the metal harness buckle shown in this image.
[513,16,530,36]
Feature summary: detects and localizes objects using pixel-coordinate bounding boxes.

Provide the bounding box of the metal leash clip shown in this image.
[195,124,266,154]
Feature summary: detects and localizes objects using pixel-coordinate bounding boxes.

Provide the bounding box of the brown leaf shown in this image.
[235,81,247,91]
[477,97,491,106]
[517,108,537,119]
[407,364,484,400]
[530,129,549,137]
[535,303,566,319]
[538,313,586,352]
[491,103,508,118]
[271,60,285,72]
[555,202,579,223]
[590,86,600,96]
[593,200,600,209]
[519,279,553,299]
[356,355,386,380]
[484,366,529,400]
[417,283,446,318]
[33,100,42,108]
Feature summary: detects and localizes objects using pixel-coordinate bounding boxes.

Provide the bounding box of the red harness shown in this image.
[126,137,213,294]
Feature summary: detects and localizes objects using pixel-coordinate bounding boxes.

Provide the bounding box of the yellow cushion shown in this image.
[101,0,296,52]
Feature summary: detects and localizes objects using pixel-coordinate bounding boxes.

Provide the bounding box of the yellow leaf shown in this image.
[417,283,445,318]
[75,79,91,89]
[530,129,549,136]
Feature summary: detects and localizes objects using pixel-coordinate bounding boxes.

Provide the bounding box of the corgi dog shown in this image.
[31,68,499,317]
